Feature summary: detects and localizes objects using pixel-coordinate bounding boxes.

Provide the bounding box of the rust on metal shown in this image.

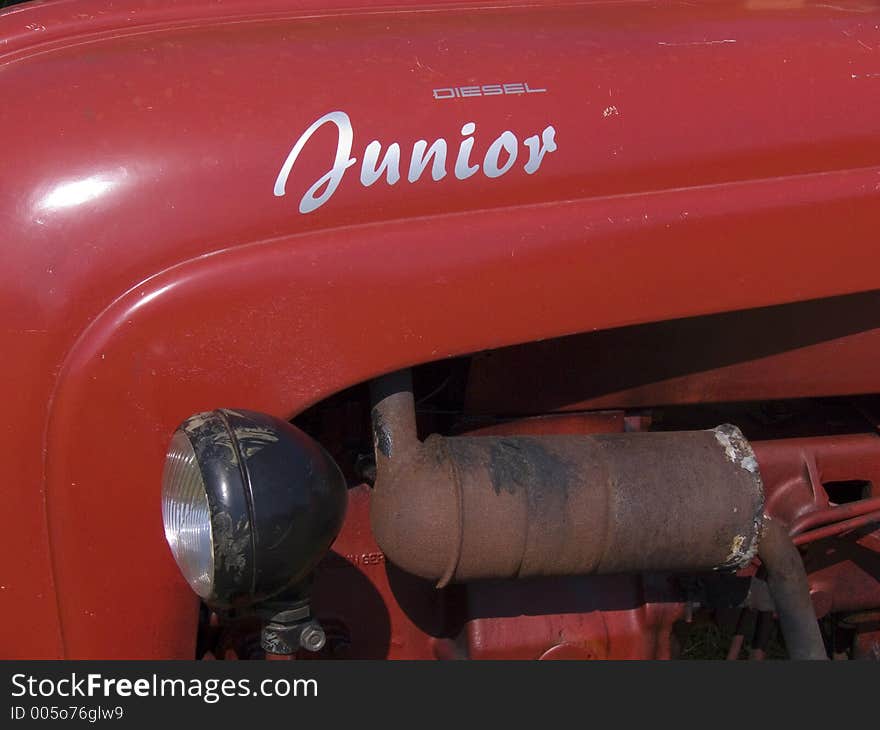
[369,370,765,587]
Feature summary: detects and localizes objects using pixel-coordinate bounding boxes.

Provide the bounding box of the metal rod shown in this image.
[789,496,880,536]
[792,509,880,547]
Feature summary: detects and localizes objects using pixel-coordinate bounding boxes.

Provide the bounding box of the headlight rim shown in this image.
[166,410,257,607]
[161,429,216,599]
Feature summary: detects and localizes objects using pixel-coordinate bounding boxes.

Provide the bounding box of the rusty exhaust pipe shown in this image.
[369,370,765,582]
[369,369,826,659]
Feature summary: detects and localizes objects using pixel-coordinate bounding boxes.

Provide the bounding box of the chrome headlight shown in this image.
[160,409,348,608]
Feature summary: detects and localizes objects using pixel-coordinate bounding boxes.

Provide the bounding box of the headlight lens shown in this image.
[161,429,214,599]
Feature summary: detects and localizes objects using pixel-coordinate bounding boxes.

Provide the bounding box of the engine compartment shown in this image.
[197,294,880,660]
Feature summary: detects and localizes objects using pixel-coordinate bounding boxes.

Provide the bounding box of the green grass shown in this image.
[679,620,788,660]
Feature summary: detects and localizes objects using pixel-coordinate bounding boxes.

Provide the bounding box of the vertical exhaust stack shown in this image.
[369,369,827,659]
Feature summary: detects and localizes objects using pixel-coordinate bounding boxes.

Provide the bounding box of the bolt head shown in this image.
[300,624,326,652]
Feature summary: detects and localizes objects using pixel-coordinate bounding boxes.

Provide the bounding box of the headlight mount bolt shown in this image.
[260,601,327,656]
[299,623,327,652]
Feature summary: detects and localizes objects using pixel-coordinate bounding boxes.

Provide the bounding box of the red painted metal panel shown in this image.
[465,293,880,414]
[3,0,880,657]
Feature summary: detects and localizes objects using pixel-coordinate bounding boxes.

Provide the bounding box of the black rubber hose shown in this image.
[758,519,828,660]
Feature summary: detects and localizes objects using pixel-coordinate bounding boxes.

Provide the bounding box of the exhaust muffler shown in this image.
[370,370,764,585]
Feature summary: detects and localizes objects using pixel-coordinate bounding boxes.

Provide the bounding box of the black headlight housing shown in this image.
[161,408,347,609]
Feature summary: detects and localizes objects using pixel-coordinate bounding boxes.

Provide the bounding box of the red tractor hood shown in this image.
[2,0,880,658]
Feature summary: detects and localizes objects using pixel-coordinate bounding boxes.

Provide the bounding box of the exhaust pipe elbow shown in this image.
[369,370,463,584]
